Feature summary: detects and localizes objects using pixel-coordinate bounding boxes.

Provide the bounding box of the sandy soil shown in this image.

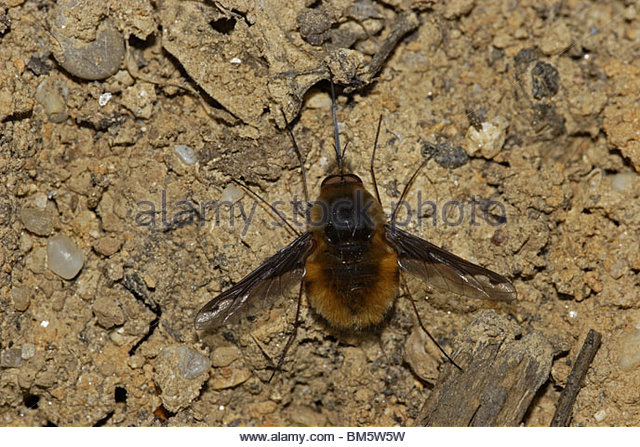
[1,0,639,427]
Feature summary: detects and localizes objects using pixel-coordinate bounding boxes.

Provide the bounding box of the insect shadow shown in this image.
[195,77,517,381]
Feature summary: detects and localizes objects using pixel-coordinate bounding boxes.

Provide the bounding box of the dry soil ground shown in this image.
[1,0,639,426]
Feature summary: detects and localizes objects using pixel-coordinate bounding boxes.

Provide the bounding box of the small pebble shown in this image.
[618,327,640,371]
[26,246,45,275]
[11,286,31,312]
[531,62,559,99]
[127,354,145,369]
[51,0,124,81]
[49,290,63,312]
[550,361,571,387]
[98,92,112,106]
[539,21,572,56]
[305,90,331,109]
[47,234,85,280]
[77,269,100,301]
[109,331,127,346]
[611,172,638,192]
[105,261,124,282]
[93,235,123,257]
[593,409,607,422]
[143,273,156,290]
[297,8,331,46]
[422,141,469,169]
[1,348,23,368]
[21,343,35,360]
[403,328,439,382]
[442,0,476,19]
[19,233,34,253]
[20,207,53,236]
[465,116,509,159]
[34,79,68,123]
[210,365,251,390]
[154,345,211,412]
[178,346,211,380]
[92,290,125,329]
[33,193,49,209]
[120,82,156,119]
[174,144,197,165]
[220,184,244,204]
[211,346,241,367]
[623,5,636,20]
[288,405,326,426]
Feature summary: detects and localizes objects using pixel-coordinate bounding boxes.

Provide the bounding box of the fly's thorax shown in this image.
[308,175,386,248]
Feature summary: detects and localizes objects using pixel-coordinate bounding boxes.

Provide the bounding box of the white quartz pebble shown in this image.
[47,234,84,279]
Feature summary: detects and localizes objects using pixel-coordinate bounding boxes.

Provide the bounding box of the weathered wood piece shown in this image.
[416,310,553,426]
[550,329,602,427]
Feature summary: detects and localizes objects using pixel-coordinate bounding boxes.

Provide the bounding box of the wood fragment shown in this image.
[416,310,553,427]
[362,12,419,83]
[550,329,602,427]
[340,11,419,92]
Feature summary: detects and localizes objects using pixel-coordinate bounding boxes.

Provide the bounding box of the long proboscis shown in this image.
[329,73,343,174]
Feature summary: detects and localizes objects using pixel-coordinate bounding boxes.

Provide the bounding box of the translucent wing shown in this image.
[384,225,516,302]
[195,232,316,331]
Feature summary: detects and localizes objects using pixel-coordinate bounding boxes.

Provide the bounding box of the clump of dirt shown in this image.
[1,0,639,427]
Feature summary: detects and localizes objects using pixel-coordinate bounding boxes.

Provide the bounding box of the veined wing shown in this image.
[195,232,316,331]
[384,225,516,302]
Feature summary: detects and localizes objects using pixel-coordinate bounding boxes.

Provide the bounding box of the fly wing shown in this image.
[384,225,516,302]
[195,232,316,331]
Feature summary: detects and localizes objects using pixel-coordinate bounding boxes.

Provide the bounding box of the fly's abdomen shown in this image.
[305,232,399,332]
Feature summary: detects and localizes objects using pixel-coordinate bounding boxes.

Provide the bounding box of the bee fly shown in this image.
[195,79,517,372]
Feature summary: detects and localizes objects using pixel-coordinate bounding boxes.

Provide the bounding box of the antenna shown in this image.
[281,110,310,207]
[370,115,383,205]
[231,179,300,236]
[391,156,430,223]
[329,73,343,173]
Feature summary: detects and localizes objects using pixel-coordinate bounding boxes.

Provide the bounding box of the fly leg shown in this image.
[268,278,305,382]
[399,272,462,371]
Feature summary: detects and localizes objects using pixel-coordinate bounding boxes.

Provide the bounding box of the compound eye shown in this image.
[321,174,363,188]
[342,174,363,184]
